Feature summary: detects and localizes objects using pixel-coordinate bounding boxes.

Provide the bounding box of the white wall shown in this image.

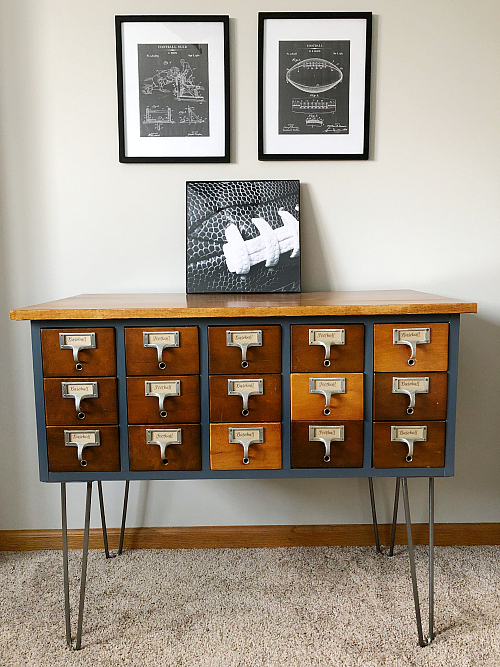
[1,0,499,531]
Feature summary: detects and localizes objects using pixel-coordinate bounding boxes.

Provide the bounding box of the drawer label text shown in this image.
[231,429,262,441]
[229,331,261,345]
[231,380,261,393]
[394,329,430,343]
[63,334,93,346]
[392,427,426,440]
[147,381,180,394]
[312,379,345,392]
[311,426,343,440]
[310,329,345,344]
[148,429,181,443]
[146,332,178,346]
[395,378,428,391]
[65,383,95,396]
[66,431,98,444]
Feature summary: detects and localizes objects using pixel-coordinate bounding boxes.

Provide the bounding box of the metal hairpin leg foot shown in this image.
[428,477,435,644]
[368,478,382,554]
[389,477,401,557]
[401,478,426,648]
[118,480,130,556]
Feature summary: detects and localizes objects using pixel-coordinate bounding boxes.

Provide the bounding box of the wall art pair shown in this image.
[116,13,372,163]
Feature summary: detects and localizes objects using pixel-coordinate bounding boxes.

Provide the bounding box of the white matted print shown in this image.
[116,16,229,162]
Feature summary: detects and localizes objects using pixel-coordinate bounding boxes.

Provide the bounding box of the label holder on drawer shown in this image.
[228,427,264,465]
[309,377,346,416]
[144,380,181,418]
[59,333,96,371]
[61,382,98,420]
[309,425,345,462]
[64,429,100,467]
[309,329,345,367]
[392,377,430,414]
[143,331,180,369]
[393,328,430,366]
[226,330,262,368]
[228,379,263,416]
[146,428,182,465]
[391,425,427,462]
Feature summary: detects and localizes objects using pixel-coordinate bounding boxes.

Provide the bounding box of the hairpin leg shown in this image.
[75,482,92,651]
[97,481,112,559]
[368,478,382,554]
[60,483,72,647]
[428,477,435,644]
[118,480,130,556]
[401,478,426,647]
[389,477,401,557]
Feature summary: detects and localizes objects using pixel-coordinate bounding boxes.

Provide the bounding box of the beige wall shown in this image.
[0,0,499,529]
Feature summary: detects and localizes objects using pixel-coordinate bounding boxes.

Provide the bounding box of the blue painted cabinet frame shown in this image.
[31,312,460,483]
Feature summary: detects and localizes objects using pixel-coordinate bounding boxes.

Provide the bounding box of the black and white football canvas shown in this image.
[186,180,300,294]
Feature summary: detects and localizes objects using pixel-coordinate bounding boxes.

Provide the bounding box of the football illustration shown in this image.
[286,58,343,94]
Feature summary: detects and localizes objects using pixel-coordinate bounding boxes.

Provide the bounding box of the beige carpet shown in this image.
[0,545,499,666]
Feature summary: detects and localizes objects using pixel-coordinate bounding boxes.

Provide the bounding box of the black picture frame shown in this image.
[115,15,230,163]
[258,12,372,161]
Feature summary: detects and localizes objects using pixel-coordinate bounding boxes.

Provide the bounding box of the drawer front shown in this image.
[373,372,447,421]
[291,421,363,468]
[208,325,281,374]
[291,373,364,421]
[41,328,116,377]
[210,422,282,470]
[126,376,200,424]
[125,326,199,376]
[209,375,281,423]
[44,378,118,426]
[128,424,201,471]
[374,323,449,372]
[291,324,364,373]
[47,426,120,472]
[372,421,445,468]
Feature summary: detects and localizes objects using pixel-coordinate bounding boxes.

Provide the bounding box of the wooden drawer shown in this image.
[291,421,363,468]
[291,324,364,372]
[373,372,447,421]
[126,376,200,424]
[208,325,281,374]
[372,421,445,468]
[210,423,282,470]
[128,424,201,471]
[47,426,120,472]
[209,375,281,423]
[125,326,199,376]
[374,323,449,372]
[291,373,364,421]
[41,328,116,377]
[44,378,118,426]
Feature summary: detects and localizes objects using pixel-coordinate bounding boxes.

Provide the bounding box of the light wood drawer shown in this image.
[41,328,116,377]
[372,421,445,468]
[125,326,199,376]
[373,372,447,421]
[128,424,201,471]
[290,373,364,421]
[127,376,200,424]
[208,325,281,374]
[291,421,363,468]
[47,426,120,472]
[44,378,118,426]
[209,375,281,423]
[291,324,364,373]
[210,422,282,470]
[374,323,448,372]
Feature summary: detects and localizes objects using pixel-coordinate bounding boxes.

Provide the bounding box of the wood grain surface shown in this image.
[208,325,281,374]
[41,328,116,377]
[46,425,120,472]
[374,322,449,372]
[210,422,282,470]
[125,326,199,375]
[43,377,118,426]
[128,424,201,471]
[291,373,364,421]
[291,421,364,468]
[209,374,281,422]
[372,421,446,468]
[373,372,448,421]
[126,376,200,424]
[291,324,364,372]
[10,290,477,320]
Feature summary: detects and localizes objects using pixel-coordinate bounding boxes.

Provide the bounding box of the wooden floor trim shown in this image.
[1,523,499,551]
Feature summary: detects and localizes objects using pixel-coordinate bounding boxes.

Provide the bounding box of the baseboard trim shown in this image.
[1,523,499,551]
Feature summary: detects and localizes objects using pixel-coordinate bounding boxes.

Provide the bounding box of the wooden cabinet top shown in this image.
[10,290,477,320]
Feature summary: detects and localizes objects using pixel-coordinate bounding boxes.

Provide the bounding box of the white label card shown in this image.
[147,333,177,345]
[64,334,93,346]
[396,379,427,391]
[312,427,343,440]
[395,329,429,342]
[232,429,262,441]
[68,432,97,444]
[149,430,180,442]
[147,382,179,394]
[232,381,261,392]
[311,330,345,344]
[65,384,95,396]
[230,332,261,345]
[313,379,344,392]
[393,427,426,440]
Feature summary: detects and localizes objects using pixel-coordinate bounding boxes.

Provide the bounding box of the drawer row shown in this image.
[46,421,446,472]
[41,323,450,377]
[43,373,448,425]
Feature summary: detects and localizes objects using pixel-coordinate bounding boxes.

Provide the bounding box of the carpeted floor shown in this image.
[0,545,499,666]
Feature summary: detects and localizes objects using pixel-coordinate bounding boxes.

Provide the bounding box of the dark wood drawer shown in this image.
[41,328,116,377]
[126,376,200,424]
[373,372,447,421]
[291,324,364,372]
[128,424,201,471]
[44,378,118,426]
[372,421,445,468]
[209,375,281,423]
[125,326,199,376]
[291,373,364,421]
[210,422,282,470]
[374,323,448,372]
[291,421,363,468]
[208,325,281,374]
[47,426,120,472]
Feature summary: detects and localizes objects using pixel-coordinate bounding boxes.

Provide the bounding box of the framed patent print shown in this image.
[258,12,372,161]
[115,15,230,163]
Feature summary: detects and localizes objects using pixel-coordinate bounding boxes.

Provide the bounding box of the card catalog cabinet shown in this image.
[11,292,475,482]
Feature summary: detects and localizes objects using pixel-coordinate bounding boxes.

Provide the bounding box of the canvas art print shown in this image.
[186,180,300,293]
